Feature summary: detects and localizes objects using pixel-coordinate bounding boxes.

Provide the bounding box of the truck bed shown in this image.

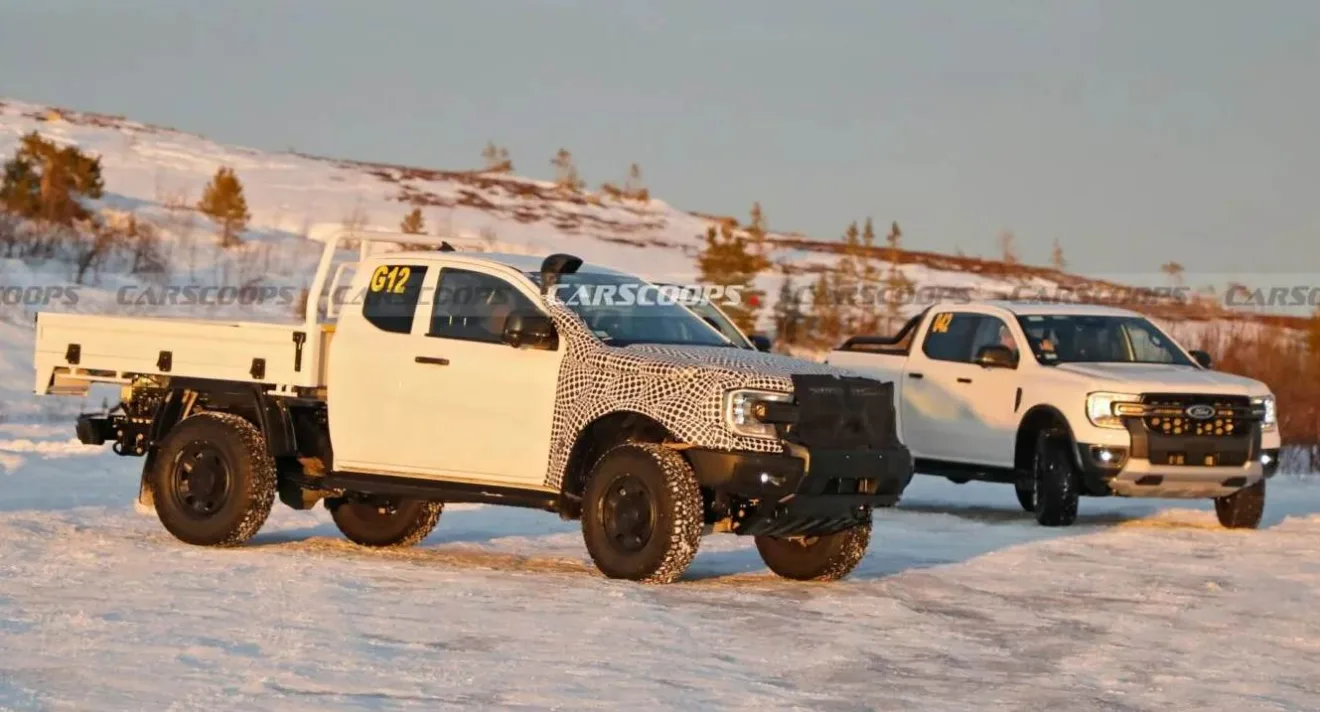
[34,312,331,396]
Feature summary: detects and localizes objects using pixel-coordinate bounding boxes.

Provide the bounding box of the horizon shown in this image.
[1,0,1317,299]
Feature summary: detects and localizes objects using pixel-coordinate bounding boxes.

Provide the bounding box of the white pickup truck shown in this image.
[33,232,913,583]
[826,301,1280,528]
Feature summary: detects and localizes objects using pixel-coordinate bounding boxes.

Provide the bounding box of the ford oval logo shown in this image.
[1185,404,1216,420]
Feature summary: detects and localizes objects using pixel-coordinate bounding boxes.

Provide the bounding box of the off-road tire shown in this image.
[1014,481,1035,513]
[328,496,444,547]
[755,522,872,581]
[581,443,704,584]
[1215,479,1265,529]
[1033,430,1079,527]
[148,411,277,547]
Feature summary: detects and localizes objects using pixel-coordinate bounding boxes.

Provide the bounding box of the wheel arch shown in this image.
[1014,405,1078,472]
[147,378,301,459]
[558,410,676,512]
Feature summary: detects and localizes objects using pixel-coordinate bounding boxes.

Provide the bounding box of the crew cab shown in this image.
[33,231,913,583]
[825,301,1280,528]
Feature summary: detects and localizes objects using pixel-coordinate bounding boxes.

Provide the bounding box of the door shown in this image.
[951,315,1023,466]
[328,260,435,471]
[899,310,979,460]
[403,267,564,487]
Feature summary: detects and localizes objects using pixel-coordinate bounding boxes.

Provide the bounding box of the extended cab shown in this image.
[825,302,1280,528]
[34,232,913,583]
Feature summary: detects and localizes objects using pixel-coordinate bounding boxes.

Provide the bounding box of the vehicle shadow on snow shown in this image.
[206,479,1315,585]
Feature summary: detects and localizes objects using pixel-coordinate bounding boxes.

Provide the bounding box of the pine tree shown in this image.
[197,166,250,248]
[772,267,805,347]
[696,221,770,334]
[1161,261,1185,286]
[834,221,864,335]
[550,148,585,192]
[881,221,913,335]
[0,131,103,226]
[1051,238,1067,270]
[808,271,844,349]
[624,163,646,200]
[481,141,513,172]
[400,207,426,235]
[998,229,1018,265]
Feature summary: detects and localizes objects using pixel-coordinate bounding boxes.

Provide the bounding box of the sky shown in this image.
[1,0,1317,288]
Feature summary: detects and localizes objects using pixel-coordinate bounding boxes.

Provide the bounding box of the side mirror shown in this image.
[750,333,773,352]
[974,344,1018,369]
[502,311,558,350]
[1190,349,1212,369]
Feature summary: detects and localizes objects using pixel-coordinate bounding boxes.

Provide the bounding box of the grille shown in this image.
[1140,394,1253,438]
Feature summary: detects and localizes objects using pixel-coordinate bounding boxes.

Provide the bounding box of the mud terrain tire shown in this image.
[755,522,872,581]
[329,496,444,547]
[148,412,277,547]
[582,443,703,584]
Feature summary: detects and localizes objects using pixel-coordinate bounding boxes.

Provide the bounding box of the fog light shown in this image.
[1261,453,1273,466]
[1097,449,1115,463]
[759,472,784,487]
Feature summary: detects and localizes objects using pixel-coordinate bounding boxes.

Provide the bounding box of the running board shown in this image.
[316,471,562,512]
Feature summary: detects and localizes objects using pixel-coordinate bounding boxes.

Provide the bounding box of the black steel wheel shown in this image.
[148,412,276,547]
[582,443,703,584]
[599,473,658,554]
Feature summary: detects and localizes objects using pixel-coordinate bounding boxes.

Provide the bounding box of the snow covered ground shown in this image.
[1,423,1318,711]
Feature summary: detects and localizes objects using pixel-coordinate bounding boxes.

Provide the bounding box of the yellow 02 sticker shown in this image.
[931,312,954,334]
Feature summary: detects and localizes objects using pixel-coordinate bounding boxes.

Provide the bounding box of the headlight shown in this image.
[724,389,792,439]
[1252,395,1277,431]
[1086,391,1142,429]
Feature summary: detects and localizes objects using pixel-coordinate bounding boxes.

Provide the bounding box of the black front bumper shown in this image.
[687,444,913,536]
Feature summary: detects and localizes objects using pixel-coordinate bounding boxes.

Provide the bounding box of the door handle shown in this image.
[415,356,450,366]
[907,372,924,380]
[957,377,973,384]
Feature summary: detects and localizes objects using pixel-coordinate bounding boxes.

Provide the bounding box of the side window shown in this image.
[430,268,539,343]
[922,312,983,363]
[361,264,428,334]
[968,316,1019,362]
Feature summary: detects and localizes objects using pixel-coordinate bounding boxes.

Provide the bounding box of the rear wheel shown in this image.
[582,443,703,584]
[328,495,443,547]
[1033,430,1079,526]
[148,412,277,547]
[755,523,871,581]
[1215,479,1265,529]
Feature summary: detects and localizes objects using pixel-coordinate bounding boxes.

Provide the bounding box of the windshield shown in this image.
[529,272,735,348]
[681,300,754,349]
[1015,314,1195,366]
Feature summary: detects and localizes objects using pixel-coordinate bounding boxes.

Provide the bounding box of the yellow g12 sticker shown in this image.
[370,265,413,294]
[931,312,954,334]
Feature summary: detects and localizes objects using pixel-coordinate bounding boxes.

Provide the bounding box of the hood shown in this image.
[620,344,857,383]
[1053,362,1269,395]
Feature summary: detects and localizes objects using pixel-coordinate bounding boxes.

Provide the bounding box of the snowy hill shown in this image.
[0,97,1305,421]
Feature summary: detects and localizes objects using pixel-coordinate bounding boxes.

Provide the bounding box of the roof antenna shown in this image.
[439,241,455,252]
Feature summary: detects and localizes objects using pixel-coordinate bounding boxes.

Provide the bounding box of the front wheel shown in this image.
[581,443,704,584]
[1033,430,1079,526]
[755,522,872,581]
[328,496,443,547]
[1215,479,1265,529]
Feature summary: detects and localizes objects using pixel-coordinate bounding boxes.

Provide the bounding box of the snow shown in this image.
[1,424,1318,710]
[3,97,1318,709]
